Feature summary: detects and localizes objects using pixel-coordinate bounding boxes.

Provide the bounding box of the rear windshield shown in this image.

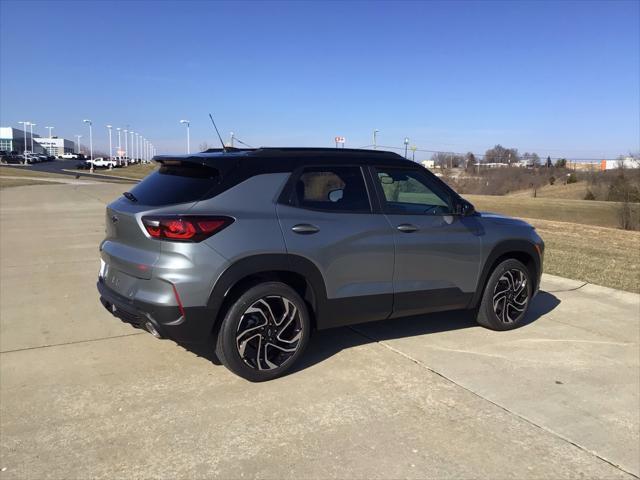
[128,163,220,206]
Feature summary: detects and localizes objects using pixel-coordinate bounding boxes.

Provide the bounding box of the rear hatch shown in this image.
[101,160,226,280]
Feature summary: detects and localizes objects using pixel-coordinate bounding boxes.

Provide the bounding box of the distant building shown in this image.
[0,127,46,154]
[421,160,435,169]
[600,158,640,170]
[34,136,75,157]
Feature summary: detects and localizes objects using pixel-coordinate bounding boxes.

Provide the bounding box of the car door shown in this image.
[370,165,483,318]
[276,164,395,328]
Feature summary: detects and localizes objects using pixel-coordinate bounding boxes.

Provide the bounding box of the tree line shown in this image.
[430,144,570,169]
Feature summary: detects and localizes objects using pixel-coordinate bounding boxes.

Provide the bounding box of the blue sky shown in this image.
[1,0,638,159]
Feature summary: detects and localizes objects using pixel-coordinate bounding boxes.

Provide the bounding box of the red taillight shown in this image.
[142,216,233,242]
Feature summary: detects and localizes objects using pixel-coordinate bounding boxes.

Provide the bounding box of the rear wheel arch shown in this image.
[472,241,540,308]
[207,254,327,335]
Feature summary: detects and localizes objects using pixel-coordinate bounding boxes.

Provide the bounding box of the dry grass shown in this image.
[0,178,63,189]
[466,194,639,229]
[524,218,640,293]
[98,163,156,179]
[508,181,589,200]
[0,166,70,179]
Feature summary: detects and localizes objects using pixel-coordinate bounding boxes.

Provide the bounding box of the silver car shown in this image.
[97,148,544,381]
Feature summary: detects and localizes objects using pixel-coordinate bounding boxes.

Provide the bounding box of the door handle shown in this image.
[397,223,419,233]
[292,224,320,234]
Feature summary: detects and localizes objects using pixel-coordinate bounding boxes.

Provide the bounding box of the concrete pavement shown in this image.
[1,182,638,479]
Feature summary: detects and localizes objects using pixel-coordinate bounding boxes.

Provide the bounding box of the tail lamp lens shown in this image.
[142,216,233,242]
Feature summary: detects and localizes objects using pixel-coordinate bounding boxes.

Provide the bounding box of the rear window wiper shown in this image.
[122,191,138,202]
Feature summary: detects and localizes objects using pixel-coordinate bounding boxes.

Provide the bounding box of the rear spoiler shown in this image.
[152,154,241,178]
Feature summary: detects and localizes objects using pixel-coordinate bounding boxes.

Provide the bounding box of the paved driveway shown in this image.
[1,183,638,479]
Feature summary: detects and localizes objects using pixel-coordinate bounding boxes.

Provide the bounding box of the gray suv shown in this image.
[97,148,544,381]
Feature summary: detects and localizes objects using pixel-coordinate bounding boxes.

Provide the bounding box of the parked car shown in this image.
[61,153,79,159]
[90,157,118,169]
[97,148,544,382]
[76,161,92,169]
[23,153,40,164]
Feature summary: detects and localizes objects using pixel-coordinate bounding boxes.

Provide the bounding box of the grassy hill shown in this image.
[465,194,639,229]
[507,181,589,200]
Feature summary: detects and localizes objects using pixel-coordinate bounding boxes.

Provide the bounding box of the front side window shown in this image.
[375,167,452,215]
[292,166,371,213]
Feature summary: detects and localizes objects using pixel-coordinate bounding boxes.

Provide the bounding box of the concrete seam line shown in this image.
[348,325,640,479]
[0,332,145,354]
[546,282,588,293]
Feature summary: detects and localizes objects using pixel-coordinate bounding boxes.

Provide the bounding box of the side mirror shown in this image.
[328,189,344,202]
[455,200,475,216]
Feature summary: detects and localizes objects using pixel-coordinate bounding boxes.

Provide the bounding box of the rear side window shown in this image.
[128,164,219,206]
[291,166,371,213]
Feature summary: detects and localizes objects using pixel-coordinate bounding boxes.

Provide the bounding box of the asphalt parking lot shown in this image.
[1,182,639,479]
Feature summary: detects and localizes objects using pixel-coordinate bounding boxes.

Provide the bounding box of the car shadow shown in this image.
[176,290,560,375]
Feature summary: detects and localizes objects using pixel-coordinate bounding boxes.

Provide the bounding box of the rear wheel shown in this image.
[215,282,310,382]
[476,258,532,331]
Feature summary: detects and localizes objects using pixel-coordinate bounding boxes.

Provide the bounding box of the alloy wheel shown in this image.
[236,296,303,370]
[492,268,529,323]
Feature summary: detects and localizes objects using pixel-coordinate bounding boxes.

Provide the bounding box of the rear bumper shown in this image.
[97,279,215,343]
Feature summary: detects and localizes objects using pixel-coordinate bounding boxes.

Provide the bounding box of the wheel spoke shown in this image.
[493,267,530,324]
[236,295,304,371]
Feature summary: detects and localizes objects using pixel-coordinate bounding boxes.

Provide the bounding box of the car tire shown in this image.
[476,258,532,331]
[215,282,311,382]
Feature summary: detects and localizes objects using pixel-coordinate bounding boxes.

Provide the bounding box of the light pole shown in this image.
[106,125,113,160]
[135,133,139,161]
[124,129,129,164]
[29,123,36,153]
[83,120,93,172]
[410,145,417,162]
[230,131,235,148]
[45,126,54,157]
[180,120,190,154]
[18,121,29,155]
[404,137,409,158]
[373,129,379,150]
[75,135,82,154]
[130,131,134,161]
[116,128,122,155]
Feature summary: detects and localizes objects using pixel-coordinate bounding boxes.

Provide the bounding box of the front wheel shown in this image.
[215,282,311,382]
[476,258,532,331]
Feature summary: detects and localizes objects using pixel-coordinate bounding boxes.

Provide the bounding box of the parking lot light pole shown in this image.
[116,128,122,154]
[29,123,36,153]
[404,137,409,158]
[130,131,134,161]
[106,125,113,160]
[83,119,93,172]
[75,135,82,154]
[124,129,128,164]
[45,126,54,157]
[180,120,190,154]
[373,129,379,150]
[18,121,29,156]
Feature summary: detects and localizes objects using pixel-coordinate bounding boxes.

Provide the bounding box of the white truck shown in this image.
[86,157,118,169]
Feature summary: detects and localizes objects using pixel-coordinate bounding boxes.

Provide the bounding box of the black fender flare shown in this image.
[470,240,541,308]
[206,253,328,326]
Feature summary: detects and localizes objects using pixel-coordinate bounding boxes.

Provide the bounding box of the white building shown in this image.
[421,160,435,169]
[601,157,640,170]
[0,127,46,154]
[34,136,75,157]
